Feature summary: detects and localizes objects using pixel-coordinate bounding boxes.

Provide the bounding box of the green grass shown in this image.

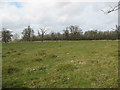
[2,41,118,88]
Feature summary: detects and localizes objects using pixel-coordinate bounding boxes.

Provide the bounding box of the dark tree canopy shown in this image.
[20,25,118,41]
[22,26,34,41]
[2,28,13,43]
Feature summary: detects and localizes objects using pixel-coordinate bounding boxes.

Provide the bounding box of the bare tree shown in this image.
[101,3,120,14]
[39,26,47,42]
[36,30,41,41]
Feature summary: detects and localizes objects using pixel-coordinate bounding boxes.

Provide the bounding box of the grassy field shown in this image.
[2,41,118,88]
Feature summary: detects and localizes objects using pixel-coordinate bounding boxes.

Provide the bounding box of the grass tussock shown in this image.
[35,50,47,56]
[48,54,58,58]
[56,63,78,72]
[25,66,48,74]
[32,57,43,62]
[2,65,19,74]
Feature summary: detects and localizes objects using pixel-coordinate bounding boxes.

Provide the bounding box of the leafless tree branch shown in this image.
[101,4,120,14]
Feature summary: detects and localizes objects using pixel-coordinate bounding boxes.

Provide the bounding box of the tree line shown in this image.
[1,25,119,43]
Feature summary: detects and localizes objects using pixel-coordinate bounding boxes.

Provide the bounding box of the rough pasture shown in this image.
[2,41,118,88]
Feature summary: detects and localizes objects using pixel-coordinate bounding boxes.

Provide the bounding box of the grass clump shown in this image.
[13,50,17,52]
[2,65,19,74]
[25,66,48,74]
[16,52,21,55]
[2,55,6,58]
[2,79,24,88]
[32,57,43,62]
[49,54,58,58]
[56,63,77,72]
[35,50,47,56]
[6,51,11,54]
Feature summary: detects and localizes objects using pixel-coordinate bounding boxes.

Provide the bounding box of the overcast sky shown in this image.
[0,1,118,35]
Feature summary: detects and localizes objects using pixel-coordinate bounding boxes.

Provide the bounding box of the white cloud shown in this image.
[0,0,119,2]
[0,1,118,35]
